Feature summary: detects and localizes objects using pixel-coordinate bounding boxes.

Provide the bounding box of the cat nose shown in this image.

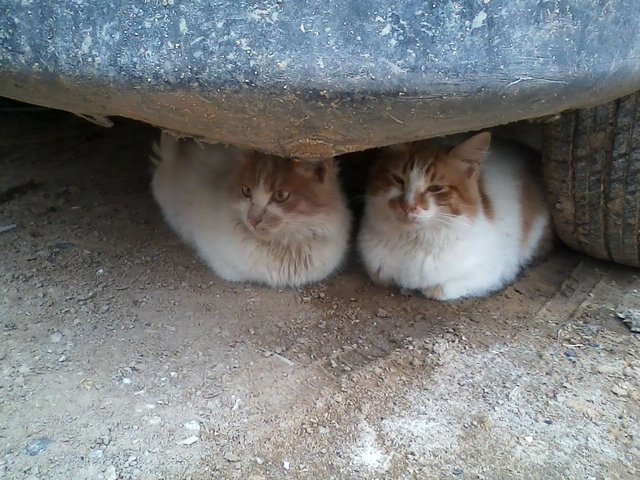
[401,202,418,214]
[249,217,262,228]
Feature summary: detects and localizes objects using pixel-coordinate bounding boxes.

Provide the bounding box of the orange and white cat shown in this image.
[151,133,351,288]
[357,132,551,300]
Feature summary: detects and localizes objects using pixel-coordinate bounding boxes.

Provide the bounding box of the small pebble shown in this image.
[25,437,52,456]
[183,420,201,431]
[50,332,63,343]
[611,385,629,397]
[596,365,618,375]
[224,452,240,462]
[105,465,117,480]
[453,467,464,476]
[283,460,290,470]
[177,436,199,446]
[89,449,104,461]
[376,308,391,318]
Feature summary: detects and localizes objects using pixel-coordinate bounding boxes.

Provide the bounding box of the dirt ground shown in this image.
[1,108,639,480]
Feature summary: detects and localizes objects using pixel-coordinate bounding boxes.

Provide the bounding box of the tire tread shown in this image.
[544,91,640,267]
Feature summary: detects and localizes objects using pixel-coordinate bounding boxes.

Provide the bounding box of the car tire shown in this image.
[543,91,640,267]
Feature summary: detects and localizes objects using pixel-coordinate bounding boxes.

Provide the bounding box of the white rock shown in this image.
[177,436,199,446]
[105,465,117,480]
[50,332,63,343]
[89,449,103,461]
[224,452,240,462]
[596,365,618,375]
[612,385,629,397]
[184,420,201,431]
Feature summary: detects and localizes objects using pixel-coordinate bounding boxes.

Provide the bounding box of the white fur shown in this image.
[358,144,550,300]
[151,133,351,288]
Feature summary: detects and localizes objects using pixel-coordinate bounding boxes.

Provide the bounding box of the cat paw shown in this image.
[422,285,444,300]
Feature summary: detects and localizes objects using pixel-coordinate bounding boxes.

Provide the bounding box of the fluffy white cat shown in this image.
[151,133,351,288]
[358,132,552,300]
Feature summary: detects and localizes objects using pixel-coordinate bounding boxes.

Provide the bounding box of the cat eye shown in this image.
[273,190,290,203]
[391,173,404,185]
[241,185,252,197]
[427,185,445,193]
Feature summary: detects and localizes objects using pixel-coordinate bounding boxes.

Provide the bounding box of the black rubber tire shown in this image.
[543,91,640,267]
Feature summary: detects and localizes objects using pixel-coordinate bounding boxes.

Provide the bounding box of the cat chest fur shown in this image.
[151,133,351,288]
[358,133,551,300]
[362,213,523,295]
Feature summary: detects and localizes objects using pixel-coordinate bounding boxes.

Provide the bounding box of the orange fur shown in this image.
[151,134,351,288]
[358,132,552,300]
[230,153,337,229]
[369,133,492,222]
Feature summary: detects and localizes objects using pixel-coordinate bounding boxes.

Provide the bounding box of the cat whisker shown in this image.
[357,132,551,301]
[152,136,350,288]
[431,218,456,227]
[436,213,471,226]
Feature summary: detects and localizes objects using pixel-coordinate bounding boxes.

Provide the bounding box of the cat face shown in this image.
[231,152,337,241]
[368,133,491,227]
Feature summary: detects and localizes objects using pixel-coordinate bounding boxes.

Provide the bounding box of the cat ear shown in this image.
[450,132,491,164]
[449,132,491,178]
[314,158,334,183]
[296,158,333,183]
[233,148,255,165]
[383,142,412,156]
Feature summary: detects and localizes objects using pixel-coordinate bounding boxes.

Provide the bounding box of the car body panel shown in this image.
[1,0,639,158]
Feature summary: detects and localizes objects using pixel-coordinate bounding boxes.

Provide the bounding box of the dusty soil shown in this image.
[1,109,639,480]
